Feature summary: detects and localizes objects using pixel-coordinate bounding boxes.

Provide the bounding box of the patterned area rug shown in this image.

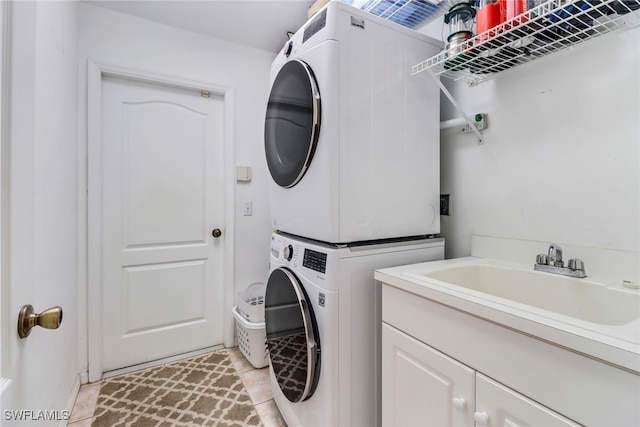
[92,350,262,427]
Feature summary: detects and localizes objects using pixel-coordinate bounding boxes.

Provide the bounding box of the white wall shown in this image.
[437,28,640,267]
[76,3,275,374]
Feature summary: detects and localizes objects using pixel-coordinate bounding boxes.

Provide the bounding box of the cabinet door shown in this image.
[382,323,475,427]
[475,373,581,427]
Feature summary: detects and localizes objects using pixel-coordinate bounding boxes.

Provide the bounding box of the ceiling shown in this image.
[86,0,317,53]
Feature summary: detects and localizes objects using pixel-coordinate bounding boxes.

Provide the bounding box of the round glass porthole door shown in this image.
[265,268,321,403]
[264,59,321,188]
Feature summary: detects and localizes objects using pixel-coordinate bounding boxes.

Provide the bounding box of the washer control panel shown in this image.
[271,234,328,274]
[303,249,327,274]
[271,234,300,266]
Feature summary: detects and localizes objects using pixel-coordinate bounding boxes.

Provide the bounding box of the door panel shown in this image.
[264,59,321,188]
[382,323,475,427]
[475,373,580,427]
[265,267,321,403]
[123,260,206,332]
[101,76,224,372]
[123,101,207,246]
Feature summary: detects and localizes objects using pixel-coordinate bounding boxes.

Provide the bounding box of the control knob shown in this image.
[284,40,293,57]
[283,244,294,261]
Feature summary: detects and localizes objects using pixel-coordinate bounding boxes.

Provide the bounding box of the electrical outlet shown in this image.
[461,113,487,134]
[440,195,450,216]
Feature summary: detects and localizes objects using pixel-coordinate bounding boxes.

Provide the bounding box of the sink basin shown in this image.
[378,256,640,371]
[403,259,640,334]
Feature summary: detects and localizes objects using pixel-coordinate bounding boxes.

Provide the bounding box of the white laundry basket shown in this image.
[232,305,269,369]
[236,282,266,322]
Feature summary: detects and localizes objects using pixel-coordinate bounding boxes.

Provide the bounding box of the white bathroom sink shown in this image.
[401,258,640,344]
[410,264,638,325]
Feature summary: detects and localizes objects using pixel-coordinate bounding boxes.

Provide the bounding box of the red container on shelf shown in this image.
[476,0,531,39]
[502,0,529,26]
[476,0,503,39]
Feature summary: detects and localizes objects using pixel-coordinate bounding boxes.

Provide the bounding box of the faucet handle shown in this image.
[568,258,587,278]
[535,254,548,265]
[568,258,585,272]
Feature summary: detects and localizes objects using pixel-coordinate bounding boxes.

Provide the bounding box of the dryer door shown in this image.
[264,267,321,403]
[264,59,321,188]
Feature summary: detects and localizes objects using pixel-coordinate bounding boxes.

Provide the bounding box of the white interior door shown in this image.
[100,75,225,373]
[2,1,80,421]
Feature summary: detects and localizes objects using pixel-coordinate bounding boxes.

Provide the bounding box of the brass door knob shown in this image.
[212,228,222,238]
[17,305,63,339]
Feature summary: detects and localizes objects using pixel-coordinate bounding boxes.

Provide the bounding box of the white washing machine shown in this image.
[264,1,442,244]
[264,232,444,427]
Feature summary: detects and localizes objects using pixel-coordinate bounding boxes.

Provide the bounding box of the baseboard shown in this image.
[79,371,89,385]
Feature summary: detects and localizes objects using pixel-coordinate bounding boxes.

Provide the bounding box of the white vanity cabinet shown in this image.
[379,280,640,427]
[382,323,579,427]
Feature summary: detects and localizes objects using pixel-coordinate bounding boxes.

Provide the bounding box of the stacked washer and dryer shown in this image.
[263,2,443,426]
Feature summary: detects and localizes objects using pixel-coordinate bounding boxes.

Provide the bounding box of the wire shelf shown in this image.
[359,0,452,29]
[412,0,640,85]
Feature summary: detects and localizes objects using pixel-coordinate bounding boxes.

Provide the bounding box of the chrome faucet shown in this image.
[547,243,563,267]
[534,243,586,278]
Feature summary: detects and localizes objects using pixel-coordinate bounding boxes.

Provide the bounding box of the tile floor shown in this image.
[66,348,287,427]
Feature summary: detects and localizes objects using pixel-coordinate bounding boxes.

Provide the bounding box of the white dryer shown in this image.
[264,232,444,427]
[264,1,443,244]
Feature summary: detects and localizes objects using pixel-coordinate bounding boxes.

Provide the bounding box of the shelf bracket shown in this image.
[427,69,484,145]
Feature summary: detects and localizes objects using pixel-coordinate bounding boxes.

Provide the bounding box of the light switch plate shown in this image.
[236,165,252,182]
[243,201,253,216]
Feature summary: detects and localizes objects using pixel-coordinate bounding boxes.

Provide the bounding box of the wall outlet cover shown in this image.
[440,195,450,216]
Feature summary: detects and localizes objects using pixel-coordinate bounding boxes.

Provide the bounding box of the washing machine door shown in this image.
[264,59,321,188]
[265,267,321,403]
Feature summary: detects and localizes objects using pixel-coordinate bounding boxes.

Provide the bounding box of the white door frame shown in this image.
[86,60,236,382]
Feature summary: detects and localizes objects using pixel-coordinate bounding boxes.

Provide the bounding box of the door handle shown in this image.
[212,228,222,238]
[17,305,63,338]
